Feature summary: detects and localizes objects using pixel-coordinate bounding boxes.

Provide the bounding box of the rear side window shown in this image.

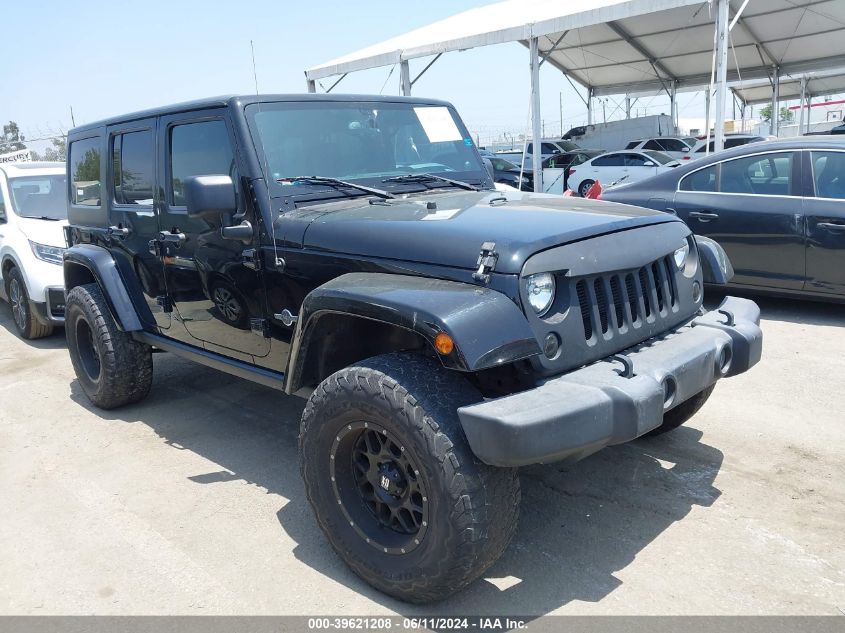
[625,141,640,150]
[69,137,102,206]
[658,139,689,152]
[112,130,154,206]
[720,152,794,196]
[680,165,718,192]
[811,151,845,199]
[642,140,662,151]
[169,120,234,206]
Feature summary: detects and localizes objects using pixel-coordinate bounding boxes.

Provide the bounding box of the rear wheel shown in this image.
[300,353,520,603]
[578,179,595,197]
[5,266,53,339]
[645,385,716,436]
[65,283,153,409]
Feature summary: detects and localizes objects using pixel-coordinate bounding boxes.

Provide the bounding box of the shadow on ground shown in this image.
[69,348,724,617]
[0,303,66,350]
[705,289,845,328]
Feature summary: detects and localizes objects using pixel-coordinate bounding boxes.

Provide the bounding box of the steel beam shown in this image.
[400,60,411,96]
[771,70,780,136]
[529,37,543,193]
[607,20,678,92]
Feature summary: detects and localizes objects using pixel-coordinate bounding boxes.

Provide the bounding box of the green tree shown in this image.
[44,136,67,161]
[760,105,795,123]
[1,121,26,154]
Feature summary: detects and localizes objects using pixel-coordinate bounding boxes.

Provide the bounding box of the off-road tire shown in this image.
[65,283,153,409]
[645,385,716,437]
[578,179,595,197]
[299,353,520,603]
[5,266,53,339]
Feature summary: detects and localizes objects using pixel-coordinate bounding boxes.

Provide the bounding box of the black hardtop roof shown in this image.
[69,93,454,135]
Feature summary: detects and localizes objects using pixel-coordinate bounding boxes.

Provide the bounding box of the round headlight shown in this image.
[526,272,556,317]
[673,243,690,270]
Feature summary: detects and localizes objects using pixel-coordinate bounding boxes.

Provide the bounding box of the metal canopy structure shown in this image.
[732,68,845,105]
[305,0,845,190]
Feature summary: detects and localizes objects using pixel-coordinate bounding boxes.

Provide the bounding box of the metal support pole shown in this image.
[798,76,808,135]
[625,96,631,119]
[670,84,677,132]
[306,78,316,93]
[529,37,543,193]
[587,88,594,125]
[713,0,730,153]
[559,92,564,136]
[806,94,813,134]
[400,60,411,96]
[771,69,780,136]
[705,89,711,143]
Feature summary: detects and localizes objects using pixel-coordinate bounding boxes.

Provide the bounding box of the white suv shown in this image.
[0,161,67,339]
[624,137,694,161]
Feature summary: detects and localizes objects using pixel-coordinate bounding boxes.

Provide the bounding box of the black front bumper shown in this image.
[458,296,762,467]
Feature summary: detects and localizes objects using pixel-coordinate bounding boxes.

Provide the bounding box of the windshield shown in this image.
[643,150,675,165]
[245,101,488,199]
[7,175,67,220]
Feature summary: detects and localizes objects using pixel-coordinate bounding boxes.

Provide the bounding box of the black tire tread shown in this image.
[65,283,153,409]
[5,267,53,340]
[300,353,519,603]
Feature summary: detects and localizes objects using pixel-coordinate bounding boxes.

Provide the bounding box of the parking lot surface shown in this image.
[1,294,843,615]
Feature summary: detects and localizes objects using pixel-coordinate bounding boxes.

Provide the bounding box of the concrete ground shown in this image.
[0,293,843,616]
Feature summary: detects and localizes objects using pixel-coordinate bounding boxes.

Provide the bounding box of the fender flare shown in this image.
[63,244,152,331]
[285,272,541,394]
[695,235,735,285]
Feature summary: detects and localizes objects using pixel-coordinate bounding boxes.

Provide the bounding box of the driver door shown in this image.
[156,109,270,359]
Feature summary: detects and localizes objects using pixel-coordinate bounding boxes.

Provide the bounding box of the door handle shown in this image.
[818,222,845,232]
[157,231,187,245]
[689,211,719,221]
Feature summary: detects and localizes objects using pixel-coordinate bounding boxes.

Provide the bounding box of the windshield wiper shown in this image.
[276,176,394,200]
[382,173,479,191]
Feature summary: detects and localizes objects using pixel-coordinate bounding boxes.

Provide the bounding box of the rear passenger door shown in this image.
[673,150,805,290]
[803,150,845,296]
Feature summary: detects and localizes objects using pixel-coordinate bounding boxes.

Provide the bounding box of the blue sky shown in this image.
[1,0,710,149]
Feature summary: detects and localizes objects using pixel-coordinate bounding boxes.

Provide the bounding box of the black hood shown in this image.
[290,190,678,275]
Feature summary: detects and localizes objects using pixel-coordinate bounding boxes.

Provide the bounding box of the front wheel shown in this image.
[5,266,53,339]
[299,353,520,603]
[65,283,153,409]
[645,385,716,437]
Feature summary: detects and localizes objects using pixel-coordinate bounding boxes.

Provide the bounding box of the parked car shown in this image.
[568,149,680,197]
[601,137,845,301]
[0,161,67,338]
[488,156,533,190]
[542,149,604,190]
[495,139,578,169]
[62,93,761,603]
[689,134,766,157]
[625,137,694,161]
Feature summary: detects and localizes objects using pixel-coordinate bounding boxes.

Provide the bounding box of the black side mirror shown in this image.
[184,175,236,218]
[482,158,495,180]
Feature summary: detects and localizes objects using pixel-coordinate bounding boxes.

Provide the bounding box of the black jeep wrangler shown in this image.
[62,94,762,602]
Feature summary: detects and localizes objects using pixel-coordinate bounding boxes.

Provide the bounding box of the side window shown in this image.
[642,140,662,151]
[812,151,845,199]
[624,154,650,167]
[0,190,5,221]
[69,137,102,206]
[680,165,718,192]
[625,141,640,150]
[526,143,533,154]
[696,142,714,153]
[592,153,623,167]
[720,153,794,195]
[660,139,688,152]
[112,130,154,206]
[169,120,235,206]
[541,142,560,154]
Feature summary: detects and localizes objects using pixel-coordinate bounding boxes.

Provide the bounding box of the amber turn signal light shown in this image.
[434,332,454,355]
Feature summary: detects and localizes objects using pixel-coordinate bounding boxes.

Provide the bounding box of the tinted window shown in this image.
[658,139,689,152]
[113,130,154,205]
[624,154,651,167]
[725,137,762,149]
[720,152,794,196]
[642,140,662,151]
[592,153,624,167]
[696,141,714,153]
[680,165,717,192]
[69,137,101,206]
[812,151,845,199]
[625,141,640,150]
[541,142,560,154]
[643,150,674,165]
[169,120,234,206]
[491,158,517,171]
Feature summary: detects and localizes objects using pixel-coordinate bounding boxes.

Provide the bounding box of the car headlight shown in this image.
[525,272,556,317]
[673,243,690,270]
[29,241,65,265]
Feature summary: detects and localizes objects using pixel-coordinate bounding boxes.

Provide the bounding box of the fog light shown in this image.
[434,332,454,355]
[543,333,561,359]
[692,281,702,303]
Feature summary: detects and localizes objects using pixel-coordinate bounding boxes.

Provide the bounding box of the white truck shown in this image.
[562,115,676,151]
[0,161,67,339]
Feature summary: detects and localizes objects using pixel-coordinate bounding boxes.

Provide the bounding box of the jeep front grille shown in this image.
[575,255,678,343]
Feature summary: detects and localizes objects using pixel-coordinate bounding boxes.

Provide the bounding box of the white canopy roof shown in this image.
[305,0,845,97]
[732,67,845,106]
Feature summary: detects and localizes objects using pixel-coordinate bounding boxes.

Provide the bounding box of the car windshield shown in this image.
[7,175,67,220]
[643,150,675,164]
[245,101,487,200]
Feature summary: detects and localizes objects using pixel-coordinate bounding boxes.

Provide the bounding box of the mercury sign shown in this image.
[0,149,32,164]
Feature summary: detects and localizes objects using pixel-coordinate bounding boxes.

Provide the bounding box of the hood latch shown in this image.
[473,242,498,284]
